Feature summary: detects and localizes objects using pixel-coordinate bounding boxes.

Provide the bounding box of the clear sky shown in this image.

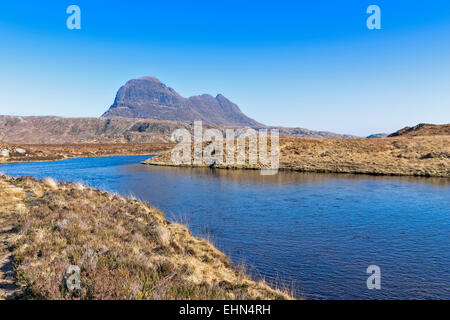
[0,0,449,136]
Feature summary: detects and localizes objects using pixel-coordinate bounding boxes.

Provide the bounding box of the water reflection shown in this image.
[125,163,450,187]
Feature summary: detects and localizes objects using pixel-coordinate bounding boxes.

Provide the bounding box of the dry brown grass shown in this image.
[0,142,174,164]
[144,136,450,177]
[0,175,291,300]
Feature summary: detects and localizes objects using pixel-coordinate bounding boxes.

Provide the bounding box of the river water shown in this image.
[1,155,449,299]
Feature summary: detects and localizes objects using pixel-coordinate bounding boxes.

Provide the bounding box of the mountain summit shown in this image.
[102,77,264,127]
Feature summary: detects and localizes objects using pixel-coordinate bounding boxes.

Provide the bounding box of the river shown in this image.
[1,155,449,299]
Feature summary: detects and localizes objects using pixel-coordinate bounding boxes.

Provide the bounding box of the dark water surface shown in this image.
[1,155,449,299]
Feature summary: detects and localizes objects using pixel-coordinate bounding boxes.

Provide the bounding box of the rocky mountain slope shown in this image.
[102,76,263,127]
[388,123,450,137]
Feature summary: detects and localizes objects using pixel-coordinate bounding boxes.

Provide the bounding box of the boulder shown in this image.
[1,149,10,157]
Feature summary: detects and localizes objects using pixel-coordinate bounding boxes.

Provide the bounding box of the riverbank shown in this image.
[2,135,448,177]
[0,175,291,300]
[143,136,450,177]
[0,142,174,163]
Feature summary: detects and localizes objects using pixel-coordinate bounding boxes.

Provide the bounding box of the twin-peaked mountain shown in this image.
[102,76,263,127]
[0,77,360,144]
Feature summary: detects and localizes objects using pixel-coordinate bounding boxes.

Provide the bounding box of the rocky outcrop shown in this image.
[0,149,9,157]
[0,142,28,160]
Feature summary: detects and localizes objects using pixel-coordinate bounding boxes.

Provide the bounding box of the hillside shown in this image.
[102,76,264,127]
[0,175,291,300]
[0,141,173,163]
[0,116,187,144]
[388,123,450,137]
[0,115,357,144]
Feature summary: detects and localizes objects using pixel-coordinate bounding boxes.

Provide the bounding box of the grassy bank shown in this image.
[0,175,291,300]
[143,136,450,177]
[0,142,174,164]
[2,136,448,177]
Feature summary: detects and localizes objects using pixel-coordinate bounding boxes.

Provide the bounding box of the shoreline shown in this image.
[5,154,448,178]
[1,152,156,164]
[142,136,450,178]
[2,152,448,179]
[142,160,450,178]
[2,135,449,177]
[0,174,292,300]
[2,152,447,181]
[0,142,174,165]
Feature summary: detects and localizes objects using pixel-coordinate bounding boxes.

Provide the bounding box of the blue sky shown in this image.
[0,0,449,136]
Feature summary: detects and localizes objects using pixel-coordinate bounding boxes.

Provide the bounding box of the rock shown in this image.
[42,177,58,190]
[1,149,10,157]
[15,148,26,154]
[74,182,85,191]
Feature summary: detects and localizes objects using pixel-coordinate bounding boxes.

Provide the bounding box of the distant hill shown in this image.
[102,76,263,127]
[0,115,189,144]
[275,127,358,138]
[366,133,388,139]
[388,123,450,137]
[0,115,356,144]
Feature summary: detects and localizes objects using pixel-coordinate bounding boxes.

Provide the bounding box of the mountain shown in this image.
[366,133,388,139]
[102,76,263,127]
[0,77,358,144]
[388,123,450,137]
